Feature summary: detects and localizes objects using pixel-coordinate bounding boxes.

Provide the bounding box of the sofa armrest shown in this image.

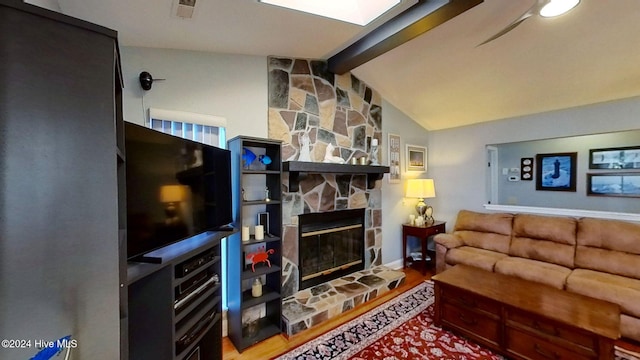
[435,233,463,249]
[435,233,463,274]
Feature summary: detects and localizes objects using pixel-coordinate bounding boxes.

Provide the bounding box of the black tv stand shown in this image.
[130,255,163,264]
[128,232,225,359]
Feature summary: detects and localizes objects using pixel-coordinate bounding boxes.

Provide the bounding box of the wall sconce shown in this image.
[406,179,436,222]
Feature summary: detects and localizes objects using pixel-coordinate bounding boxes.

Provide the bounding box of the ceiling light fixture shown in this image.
[478,0,581,46]
[539,0,580,18]
[258,0,401,26]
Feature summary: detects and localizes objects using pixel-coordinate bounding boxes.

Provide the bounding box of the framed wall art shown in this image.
[589,146,640,169]
[406,144,427,172]
[388,133,401,183]
[587,173,640,197]
[535,152,577,192]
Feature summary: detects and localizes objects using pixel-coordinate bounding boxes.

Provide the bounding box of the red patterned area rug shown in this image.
[273,281,638,360]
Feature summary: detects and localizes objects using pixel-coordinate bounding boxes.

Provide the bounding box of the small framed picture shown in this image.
[535,152,577,192]
[587,173,640,197]
[257,212,270,237]
[520,157,534,181]
[388,133,401,183]
[406,144,427,172]
[589,146,640,169]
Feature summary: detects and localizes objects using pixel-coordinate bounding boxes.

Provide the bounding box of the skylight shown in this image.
[258,0,401,26]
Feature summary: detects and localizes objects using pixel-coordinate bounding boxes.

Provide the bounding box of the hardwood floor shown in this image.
[222,267,640,359]
[222,267,430,360]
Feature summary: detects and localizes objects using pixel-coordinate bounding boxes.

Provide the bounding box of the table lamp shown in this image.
[160,185,186,224]
[406,179,436,222]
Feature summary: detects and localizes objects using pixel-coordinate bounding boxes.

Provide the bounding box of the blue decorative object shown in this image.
[30,335,72,360]
[242,147,256,168]
[258,154,272,165]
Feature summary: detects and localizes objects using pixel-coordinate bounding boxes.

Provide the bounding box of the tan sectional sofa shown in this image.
[435,210,640,342]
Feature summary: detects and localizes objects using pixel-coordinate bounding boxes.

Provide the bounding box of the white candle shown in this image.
[254,225,264,240]
[241,226,250,241]
[252,278,262,297]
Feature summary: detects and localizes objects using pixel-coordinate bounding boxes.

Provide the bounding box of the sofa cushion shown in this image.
[453,210,513,254]
[494,257,571,289]
[509,214,577,268]
[566,269,640,318]
[445,246,508,272]
[576,218,640,280]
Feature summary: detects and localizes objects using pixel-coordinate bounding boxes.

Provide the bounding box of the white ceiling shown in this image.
[50,0,640,130]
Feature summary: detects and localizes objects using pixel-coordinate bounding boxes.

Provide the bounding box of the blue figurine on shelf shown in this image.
[242,147,256,169]
[258,154,272,165]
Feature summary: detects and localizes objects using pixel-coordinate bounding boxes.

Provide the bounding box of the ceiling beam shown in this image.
[328,0,483,74]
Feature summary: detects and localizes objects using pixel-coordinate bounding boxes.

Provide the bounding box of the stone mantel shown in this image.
[283,161,390,192]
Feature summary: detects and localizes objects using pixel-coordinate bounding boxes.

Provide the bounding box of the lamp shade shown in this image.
[405,179,436,199]
[160,185,185,203]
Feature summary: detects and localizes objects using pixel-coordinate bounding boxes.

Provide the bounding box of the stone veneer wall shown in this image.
[267,57,384,298]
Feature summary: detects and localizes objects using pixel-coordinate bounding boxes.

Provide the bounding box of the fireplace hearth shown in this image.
[298,209,365,290]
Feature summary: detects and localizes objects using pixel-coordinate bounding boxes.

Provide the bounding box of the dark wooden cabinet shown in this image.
[1,1,123,358]
[433,266,619,360]
[227,136,283,352]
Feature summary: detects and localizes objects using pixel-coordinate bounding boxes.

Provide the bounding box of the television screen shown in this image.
[125,122,232,260]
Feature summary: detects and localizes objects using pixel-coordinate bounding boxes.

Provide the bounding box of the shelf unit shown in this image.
[128,231,231,360]
[227,136,283,352]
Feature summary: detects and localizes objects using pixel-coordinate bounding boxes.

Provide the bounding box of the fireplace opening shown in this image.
[298,209,365,290]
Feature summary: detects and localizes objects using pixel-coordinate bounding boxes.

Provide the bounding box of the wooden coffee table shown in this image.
[432,265,620,360]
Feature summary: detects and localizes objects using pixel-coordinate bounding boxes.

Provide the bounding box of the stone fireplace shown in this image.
[298,209,365,290]
[267,57,405,336]
[267,56,385,295]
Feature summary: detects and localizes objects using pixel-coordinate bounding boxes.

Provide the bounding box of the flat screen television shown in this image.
[125,122,232,261]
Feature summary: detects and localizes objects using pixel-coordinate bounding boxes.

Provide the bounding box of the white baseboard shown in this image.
[384,259,404,270]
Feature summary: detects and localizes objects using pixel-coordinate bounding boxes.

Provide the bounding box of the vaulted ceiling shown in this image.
[51,0,640,130]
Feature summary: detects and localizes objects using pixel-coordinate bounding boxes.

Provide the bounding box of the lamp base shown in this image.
[415,199,427,217]
[415,199,434,223]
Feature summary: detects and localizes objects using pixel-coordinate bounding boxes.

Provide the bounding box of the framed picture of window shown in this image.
[589,146,640,169]
[388,133,401,183]
[535,152,577,192]
[587,173,640,197]
[406,144,427,172]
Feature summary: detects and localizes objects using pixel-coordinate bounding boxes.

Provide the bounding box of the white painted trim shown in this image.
[384,258,404,270]
[222,309,228,337]
[486,146,498,205]
[149,108,227,127]
[483,204,640,223]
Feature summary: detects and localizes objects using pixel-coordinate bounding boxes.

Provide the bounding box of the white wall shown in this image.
[121,47,268,139]
[428,96,640,226]
[380,100,432,265]
[120,47,430,267]
[496,130,640,212]
[24,0,60,11]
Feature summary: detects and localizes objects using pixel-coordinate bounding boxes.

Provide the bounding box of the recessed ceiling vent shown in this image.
[172,0,197,19]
